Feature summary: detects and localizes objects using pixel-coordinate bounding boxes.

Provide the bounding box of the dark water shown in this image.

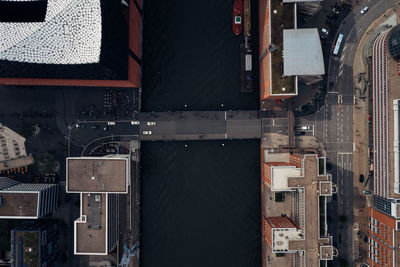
[142,0,259,111]
[141,140,261,267]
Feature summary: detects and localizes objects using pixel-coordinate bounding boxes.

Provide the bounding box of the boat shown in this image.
[232,0,243,36]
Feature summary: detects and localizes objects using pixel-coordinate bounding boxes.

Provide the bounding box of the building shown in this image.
[0,177,58,219]
[367,207,400,266]
[259,0,324,101]
[0,0,143,88]
[11,221,60,267]
[366,23,400,267]
[0,123,34,172]
[261,152,336,266]
[66,155,131,255]
[371,24,400,203]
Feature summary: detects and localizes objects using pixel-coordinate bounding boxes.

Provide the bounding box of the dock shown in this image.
[240,0,253,93]
[244,0,251,37]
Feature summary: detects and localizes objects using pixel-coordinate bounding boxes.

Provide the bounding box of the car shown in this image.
[295,131,306,136]
[327,13,334,19]
[360,6,369,14]
[131,121,140,125]
[107,121,116,125]
[90,125,99,129]
[321,28,329,35]
[143,131,152,135]
[147,122,156,126]
[332,8,340,14]
[359,174,364,183]
[325,18,332,25]
[103,126,112,131]
[76,123,85,128]
[363,190,371,195]
[295,126,311,130]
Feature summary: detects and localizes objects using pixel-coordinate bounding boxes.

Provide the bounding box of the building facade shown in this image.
[0,177,58,219]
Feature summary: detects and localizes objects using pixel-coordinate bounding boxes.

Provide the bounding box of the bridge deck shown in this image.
[139,110,261,141]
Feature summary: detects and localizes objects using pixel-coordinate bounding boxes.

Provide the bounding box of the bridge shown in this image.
[139,110,262,141]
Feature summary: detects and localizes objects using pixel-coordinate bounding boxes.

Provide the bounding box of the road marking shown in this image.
[338,152,353,155]
[224,111,227,120]
[273,119,275,126]
[224,133,227,139]
[338,69,344,77]
[353,142,356,151]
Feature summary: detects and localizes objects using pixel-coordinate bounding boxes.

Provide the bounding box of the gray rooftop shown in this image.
[283,29,325,76]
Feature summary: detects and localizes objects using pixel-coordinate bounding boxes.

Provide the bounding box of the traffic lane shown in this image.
[71,122,139,146]
[227,119,261,135]
[140,120,226,136]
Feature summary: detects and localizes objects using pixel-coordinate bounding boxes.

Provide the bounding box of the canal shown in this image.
[141,1,261,266]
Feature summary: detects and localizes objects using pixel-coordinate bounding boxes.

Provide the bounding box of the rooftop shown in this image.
[0,192,38,218]
[263,154,333,266]
[75,193,107,254]
[0,0,128,80]
[67,156,129,193]
[283,29,325,76]
[270,0,296,95]
[14,231,40,267]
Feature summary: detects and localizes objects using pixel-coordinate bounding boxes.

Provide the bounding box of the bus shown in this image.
[333,33,344,55]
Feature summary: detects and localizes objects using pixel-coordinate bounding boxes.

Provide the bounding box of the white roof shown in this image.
[271,166,301,190]
[283,29,325,76]
[0,0,101,64]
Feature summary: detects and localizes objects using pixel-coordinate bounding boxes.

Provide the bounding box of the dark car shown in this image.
[327,13,334,19]
[103,126,112,131]
[359,174,364,183]
[295,131,306,136]
[326,18,332,24]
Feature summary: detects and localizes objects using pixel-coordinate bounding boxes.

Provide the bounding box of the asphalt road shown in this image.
[299,0,399,264]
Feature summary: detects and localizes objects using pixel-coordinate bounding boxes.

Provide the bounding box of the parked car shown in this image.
[76,123,85,128]
[327,13,334,19]
[147,122,156,126]
[363,190,371,195]
[295,131,306,136]
[143,131,152,135]
[295,126,311,130]
[332,8,340,15]
[103,126,112,131]
[359,174,364,183]
[107,121,116,125]
[131,121,140,125]
[360,6,369,14]
[321,28,329,35]
[326,18,332,25]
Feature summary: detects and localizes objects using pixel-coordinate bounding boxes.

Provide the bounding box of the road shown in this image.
[298,0,398,264]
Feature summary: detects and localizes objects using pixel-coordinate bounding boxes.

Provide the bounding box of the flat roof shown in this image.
[75,193,107,254]
[264,154,333,266]
[0,192,38,218]
[14,231,40,267]
[270,0,296,94]
[283,29,325,76]
[67,156,129,193]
